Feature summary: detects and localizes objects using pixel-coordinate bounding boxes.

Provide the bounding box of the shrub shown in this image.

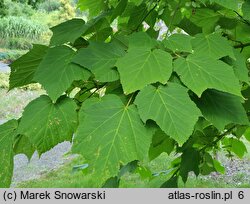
[4,0,34,17]
[38,0,61,13]
[6,38,33,50]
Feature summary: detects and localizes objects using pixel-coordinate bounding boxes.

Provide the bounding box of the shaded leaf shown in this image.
[160,176,178,188]
[34,46,91,101]
[180,148,200,183]
[195,90,249,131]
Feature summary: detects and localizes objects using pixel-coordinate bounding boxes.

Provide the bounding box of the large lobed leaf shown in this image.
[135,83,201,145]
[195,90,249,130]
[72,95,153,185]
[18,95,78,155]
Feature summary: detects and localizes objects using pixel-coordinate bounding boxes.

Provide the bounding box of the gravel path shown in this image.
[11,142,73,187]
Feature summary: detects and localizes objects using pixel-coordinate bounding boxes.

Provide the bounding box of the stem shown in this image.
[126,93,136,107]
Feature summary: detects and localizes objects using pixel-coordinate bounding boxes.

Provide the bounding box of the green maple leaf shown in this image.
[34,46,91,101]
[135,83,201,145]
[195,90,249,131]
[18,95,78,155]
[72,95,152,185]
[116,48,172,94]
[174,54,242,97]
[0,120,18,187]
[73,41,125,82]
[9,44,48,89]
[192,33,235,60]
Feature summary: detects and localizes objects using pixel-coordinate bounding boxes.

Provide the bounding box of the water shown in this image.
[0,62,10,73]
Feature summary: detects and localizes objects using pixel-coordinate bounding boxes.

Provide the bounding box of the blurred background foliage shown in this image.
[0,0,84,62]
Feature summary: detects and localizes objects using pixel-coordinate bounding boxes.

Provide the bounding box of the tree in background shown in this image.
[59,0,75,21]
[0,0,8,17]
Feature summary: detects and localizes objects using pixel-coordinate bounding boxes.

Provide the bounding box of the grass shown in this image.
[0,88,43,121]
[16,153,250,188]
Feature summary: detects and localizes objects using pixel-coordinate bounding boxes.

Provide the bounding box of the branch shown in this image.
[234,11,250,26]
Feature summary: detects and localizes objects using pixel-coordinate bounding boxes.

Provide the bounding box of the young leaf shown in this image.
[17,95,78,155]
[231,49,249,83]
[116,48,172,94]
[73,41,125,82]
[149,129,175,160]
[9,44,48,90]
[0,120,18,188]
[180,148,200,183]
[195,90,249,130]
[174,54,242,97]
[135,83,201,145]
[34,46,91,101]
[72,95,153,186]
[190,8,220,33]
